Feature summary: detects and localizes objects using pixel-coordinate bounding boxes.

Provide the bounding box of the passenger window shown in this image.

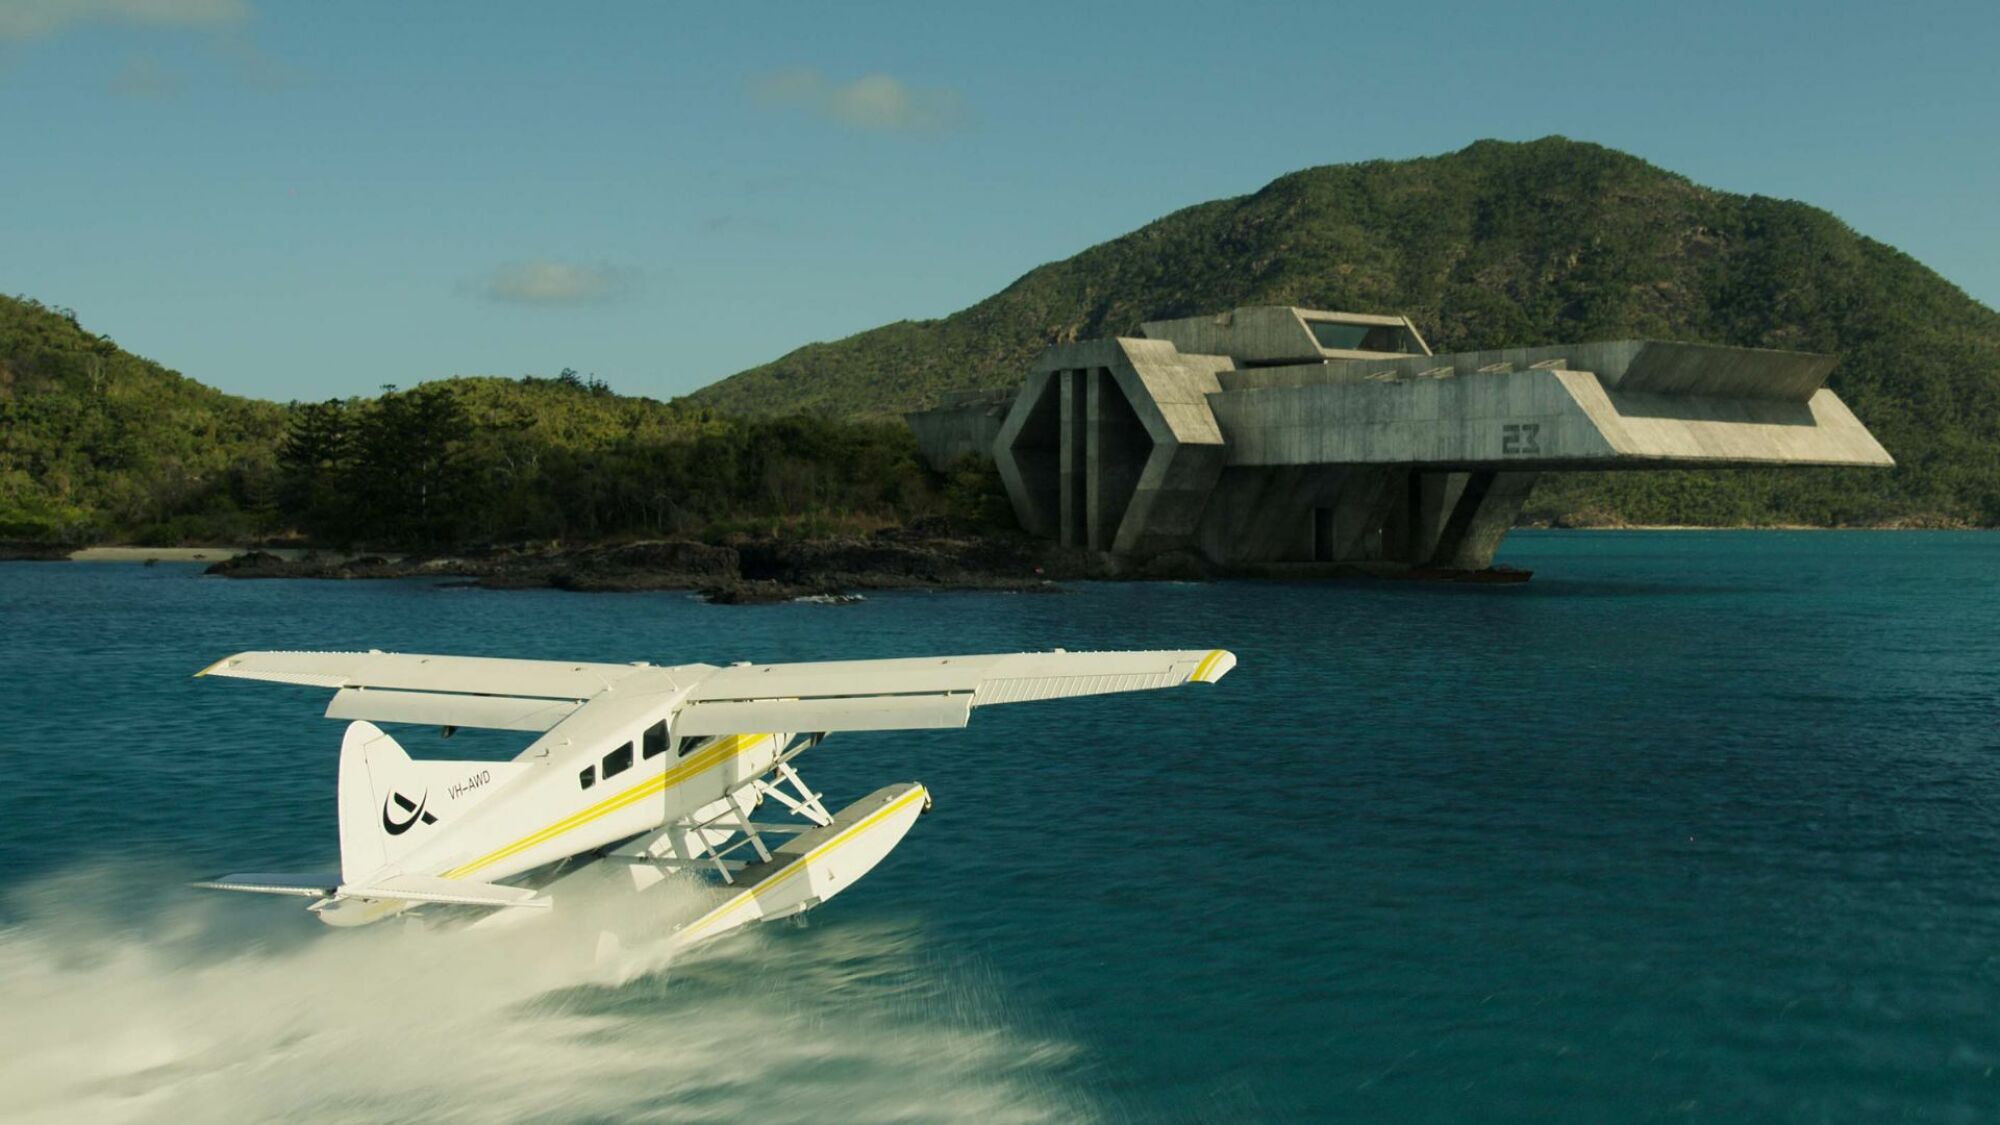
[642,720,668,759]
[603,742,634,779]
[677,735,708,758]
[578,765,596,790]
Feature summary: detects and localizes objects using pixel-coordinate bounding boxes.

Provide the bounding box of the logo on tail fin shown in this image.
[382,790,438,835]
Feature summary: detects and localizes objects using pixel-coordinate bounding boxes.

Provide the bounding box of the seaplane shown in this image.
[191,646,1236,949]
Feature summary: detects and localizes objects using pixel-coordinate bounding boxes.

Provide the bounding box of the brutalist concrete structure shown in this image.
[906,307,1893,572]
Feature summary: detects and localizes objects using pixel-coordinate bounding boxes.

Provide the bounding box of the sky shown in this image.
[2,0,1995,402]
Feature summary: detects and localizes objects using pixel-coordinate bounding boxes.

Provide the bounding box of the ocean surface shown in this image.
[1,531,1996,1123]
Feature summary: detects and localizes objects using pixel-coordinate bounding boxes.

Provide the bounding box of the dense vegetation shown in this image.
[693,138,2000,527]
[0,298,977,547]
[272,376,972,548]
[0,296,286,543]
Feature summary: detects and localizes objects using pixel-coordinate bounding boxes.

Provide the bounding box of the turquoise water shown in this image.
[2,531,1997,1122]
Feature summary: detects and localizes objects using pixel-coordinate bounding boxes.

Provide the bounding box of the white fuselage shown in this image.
[414,730,786,884]
[317,696,791,927]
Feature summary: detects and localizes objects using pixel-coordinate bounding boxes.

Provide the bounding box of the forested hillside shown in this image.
[692,138,2000,527]
[0,297,975,547]
[0,296,286,542]
[270,375,964,548]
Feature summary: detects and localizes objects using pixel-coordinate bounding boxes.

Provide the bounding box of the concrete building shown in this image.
[905,307,1894,573]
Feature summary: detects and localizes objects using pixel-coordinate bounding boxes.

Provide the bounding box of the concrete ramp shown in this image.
[1569,370,1890,466]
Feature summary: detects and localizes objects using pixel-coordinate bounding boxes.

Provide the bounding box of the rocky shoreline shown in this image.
[197,530,1160,603]
[20,522,1981,604]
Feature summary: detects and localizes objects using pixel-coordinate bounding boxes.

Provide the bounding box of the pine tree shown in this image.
[276,399,353,543]
[347,386,476,549]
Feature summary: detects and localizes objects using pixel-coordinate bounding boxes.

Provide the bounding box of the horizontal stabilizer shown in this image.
[193,872,340,898]
[337,874,549,910]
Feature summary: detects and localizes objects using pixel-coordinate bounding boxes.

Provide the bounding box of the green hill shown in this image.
[0,295,951,547]
[281,374,944,547]
[0,295,287,543]
[691,138,2000,527]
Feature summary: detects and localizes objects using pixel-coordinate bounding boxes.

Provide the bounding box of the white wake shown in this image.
[0,866,1095,1124]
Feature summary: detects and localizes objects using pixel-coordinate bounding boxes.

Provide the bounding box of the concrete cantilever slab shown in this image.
[905,306,1899,573]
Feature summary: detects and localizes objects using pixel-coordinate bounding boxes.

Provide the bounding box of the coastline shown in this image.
[0,546,409,563]
[8,522,1982,564]
[64,546,408,563]
[3,520,1984,568]
[5,524,1985,602]
[1523,524,1991,532]
[188,534,1113,604]
[21,522,1984,565]
[4,522,1981,563]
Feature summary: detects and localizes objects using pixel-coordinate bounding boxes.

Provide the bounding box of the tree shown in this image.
[277,399,354,543]
[347,386,477,549]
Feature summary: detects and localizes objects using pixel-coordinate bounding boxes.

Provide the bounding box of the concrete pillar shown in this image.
[992,371,1062,539]
[1429,471,1541,569]
[1086,368,1149,551]
[1379,471,1458,564]
[1059,369,1086,548]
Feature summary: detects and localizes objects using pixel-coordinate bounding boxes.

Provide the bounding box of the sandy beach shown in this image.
[64,547,401,563]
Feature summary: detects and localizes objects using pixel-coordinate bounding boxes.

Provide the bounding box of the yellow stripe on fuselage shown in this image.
[440,733,768,880]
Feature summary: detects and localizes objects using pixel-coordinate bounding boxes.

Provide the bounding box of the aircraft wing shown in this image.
[195,647,1238,737]
[671,648,1235,736]
[196,650,674,732]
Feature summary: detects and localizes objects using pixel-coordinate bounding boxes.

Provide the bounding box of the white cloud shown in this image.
[751,67,967,134]
[0,0,250,41]
[0,1,299,95]
[470,261,639,307]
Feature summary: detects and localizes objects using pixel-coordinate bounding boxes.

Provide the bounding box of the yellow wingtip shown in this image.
[1188,649,1237,684]
[192,656,229,679]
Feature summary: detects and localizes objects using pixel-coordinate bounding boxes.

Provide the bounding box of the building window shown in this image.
[578,765,596,790]
[603,741,634,779]
[1308,320,1404,353]
[642,720,669,759]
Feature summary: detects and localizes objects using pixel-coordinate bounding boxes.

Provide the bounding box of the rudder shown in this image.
[336,720,523,883]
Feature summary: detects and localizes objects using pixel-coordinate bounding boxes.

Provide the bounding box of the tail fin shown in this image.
[337,721,523,882]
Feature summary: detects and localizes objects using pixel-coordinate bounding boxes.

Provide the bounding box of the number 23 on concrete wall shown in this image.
[1501,422,1541,455]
